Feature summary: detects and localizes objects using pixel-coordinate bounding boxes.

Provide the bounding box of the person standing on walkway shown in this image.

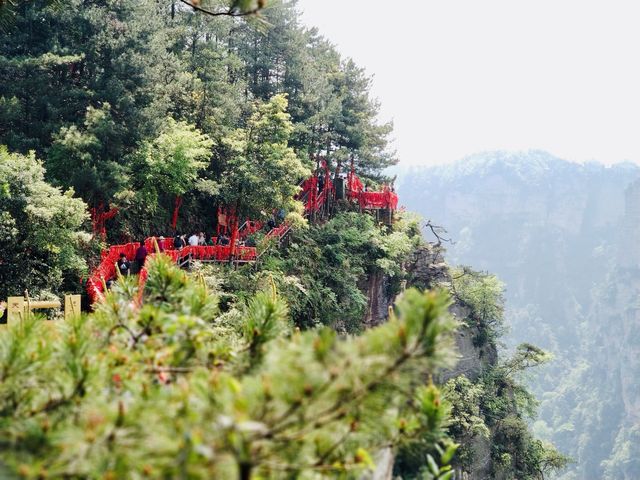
[134,242,148,272]
[174,233,185,250]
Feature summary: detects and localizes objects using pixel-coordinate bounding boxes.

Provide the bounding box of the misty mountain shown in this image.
[396,151,640,479]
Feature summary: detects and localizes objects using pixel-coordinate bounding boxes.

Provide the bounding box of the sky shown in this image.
[297,0,640,166]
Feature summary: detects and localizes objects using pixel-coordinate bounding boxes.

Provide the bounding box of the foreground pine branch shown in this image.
[0,255,458,479]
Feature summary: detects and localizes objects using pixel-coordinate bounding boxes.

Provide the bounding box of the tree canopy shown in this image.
[0,0,396,242]
[0,147,88,300]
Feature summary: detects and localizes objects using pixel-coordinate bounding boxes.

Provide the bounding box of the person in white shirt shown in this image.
[188,233,199,246]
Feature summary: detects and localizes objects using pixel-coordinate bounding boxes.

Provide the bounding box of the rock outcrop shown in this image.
[363,242,498,479]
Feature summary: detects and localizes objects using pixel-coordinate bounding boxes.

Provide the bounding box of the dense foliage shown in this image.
[215,211,421,333]
[451,267,505,347]
[0,255,458,479]
[0,0,396,297]
[217,94,310,222]
[0,147,88,300]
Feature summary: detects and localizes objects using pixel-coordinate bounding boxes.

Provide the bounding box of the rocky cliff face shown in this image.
[363,242,498,479]
[364,243,497,382]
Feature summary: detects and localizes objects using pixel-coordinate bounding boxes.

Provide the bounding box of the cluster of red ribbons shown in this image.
[299,161,334,214]
[87,238,258,303]
[90,203,119,238]
[346,171,398,211]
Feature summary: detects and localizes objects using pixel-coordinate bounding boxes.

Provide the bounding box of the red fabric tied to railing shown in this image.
[346,172,364,199]
[216,245,232,261]
[304,176,318,213]
[144,237,174,253]
[265,223,289,240]
[180,246,194,260]
[299,177,315,196]
[107,242,139,261]
[165,250,180,263]
[358,191,399,210]
[359,191,387,209]
[195,246,205,259]
[387,191,399,210]
[86,278,103,303]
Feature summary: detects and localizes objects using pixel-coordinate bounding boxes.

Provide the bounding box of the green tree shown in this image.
[451,268,505,347]
[47,103,126,209]
[441,376,490,467]
[0,146,87,300]
[230,1,396,179]
[218,94,309,222]
[134,118,214,207]
[0,0,190,155]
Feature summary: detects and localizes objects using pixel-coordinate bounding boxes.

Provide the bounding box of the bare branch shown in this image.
[179,0,262,18]
[424,220,453,247]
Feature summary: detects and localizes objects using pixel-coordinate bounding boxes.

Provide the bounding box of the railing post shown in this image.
[64,295,81,320]
[6,296,24,327]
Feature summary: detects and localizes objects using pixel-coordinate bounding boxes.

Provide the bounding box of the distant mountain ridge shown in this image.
[397,150,639,185]
[397,151,639,239]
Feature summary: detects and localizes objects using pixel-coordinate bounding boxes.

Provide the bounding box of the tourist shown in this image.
[188,232,199,246]
[134,242,148,270]
[173,233,185,250]
[198,231,206,246]
[117,253,130,276]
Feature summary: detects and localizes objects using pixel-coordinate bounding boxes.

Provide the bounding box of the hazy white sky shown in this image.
[297,0,640,166]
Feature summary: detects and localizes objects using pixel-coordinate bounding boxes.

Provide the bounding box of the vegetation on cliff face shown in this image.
[395,264,569,479]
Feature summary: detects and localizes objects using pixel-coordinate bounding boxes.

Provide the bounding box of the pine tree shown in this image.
[0,254,459,479]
